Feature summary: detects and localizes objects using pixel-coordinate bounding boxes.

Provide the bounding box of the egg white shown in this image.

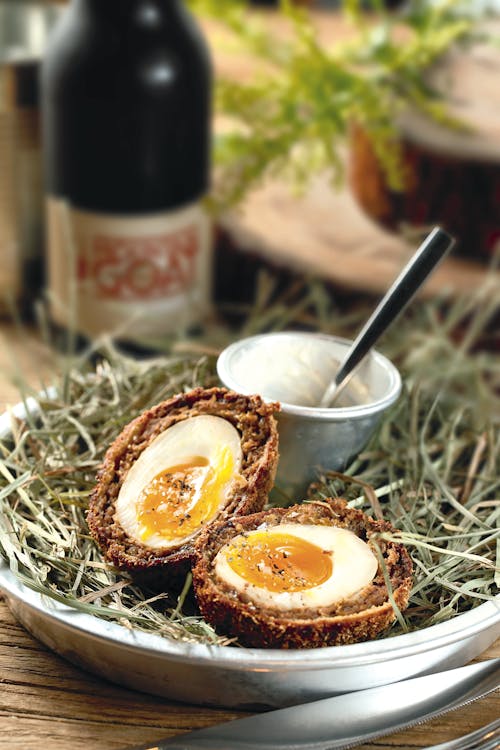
[214,523,378,611]
[115,415,243,549]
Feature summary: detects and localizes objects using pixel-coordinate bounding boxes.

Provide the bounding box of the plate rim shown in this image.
[1,562,499,671]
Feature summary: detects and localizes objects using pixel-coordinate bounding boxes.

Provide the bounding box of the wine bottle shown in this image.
[41,0,212,344]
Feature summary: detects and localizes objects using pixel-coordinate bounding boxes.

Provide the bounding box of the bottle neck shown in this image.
[73,0,184,21]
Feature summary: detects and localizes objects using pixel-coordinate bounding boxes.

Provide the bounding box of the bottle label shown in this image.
[47,199,213,340]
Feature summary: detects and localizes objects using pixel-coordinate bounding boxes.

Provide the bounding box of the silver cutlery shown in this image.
[128,657,499,750]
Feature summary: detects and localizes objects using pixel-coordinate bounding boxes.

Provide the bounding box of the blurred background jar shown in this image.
[0,0,61,316]
[349,29,500,262]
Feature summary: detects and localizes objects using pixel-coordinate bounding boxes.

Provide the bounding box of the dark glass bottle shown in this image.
[42,0,212,343]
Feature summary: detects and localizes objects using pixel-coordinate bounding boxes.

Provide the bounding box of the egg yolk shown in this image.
[223,530,333,592]
[136,446,234,543]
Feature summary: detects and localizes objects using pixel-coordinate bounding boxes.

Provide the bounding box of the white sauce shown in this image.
[227,336,370,408]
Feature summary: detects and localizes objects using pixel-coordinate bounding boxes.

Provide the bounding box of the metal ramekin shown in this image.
[217,332,402,498]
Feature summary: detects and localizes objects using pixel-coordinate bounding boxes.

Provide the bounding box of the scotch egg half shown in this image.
[115,415,244,549]
[214,523,378,610]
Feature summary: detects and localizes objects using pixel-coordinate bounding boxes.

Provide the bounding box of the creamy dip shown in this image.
[227,335,371,408]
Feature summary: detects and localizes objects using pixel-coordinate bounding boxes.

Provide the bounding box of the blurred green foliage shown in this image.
[189,0,486,208]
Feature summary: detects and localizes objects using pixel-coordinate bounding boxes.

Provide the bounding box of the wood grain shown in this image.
[0,599,243,749]
[220,175,500,299]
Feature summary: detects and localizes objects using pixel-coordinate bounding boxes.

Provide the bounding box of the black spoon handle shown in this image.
[321,227,456,407]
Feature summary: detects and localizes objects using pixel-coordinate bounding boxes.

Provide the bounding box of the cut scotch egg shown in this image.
[213,523,378,611]
[115,415,244,550]
[87,387,279,587]
[192,498,413,648]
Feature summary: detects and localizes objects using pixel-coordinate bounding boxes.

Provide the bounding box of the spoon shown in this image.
[319,226,456,408]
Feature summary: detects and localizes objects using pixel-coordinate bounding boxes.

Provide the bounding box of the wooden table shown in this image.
[0,325,498,750]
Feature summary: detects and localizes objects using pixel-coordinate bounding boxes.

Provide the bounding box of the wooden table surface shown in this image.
[0,326,498,750]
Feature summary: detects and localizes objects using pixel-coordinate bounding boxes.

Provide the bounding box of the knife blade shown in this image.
[129,658,500,750]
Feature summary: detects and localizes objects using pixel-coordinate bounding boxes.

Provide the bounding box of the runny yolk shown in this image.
[136,446,234,543]
[224,530,333,592]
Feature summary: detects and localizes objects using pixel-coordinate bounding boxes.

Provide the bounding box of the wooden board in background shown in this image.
[221,174,500,299]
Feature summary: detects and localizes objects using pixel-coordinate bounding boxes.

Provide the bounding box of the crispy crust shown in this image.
[192,498,413,648]
[87,387,279,587]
